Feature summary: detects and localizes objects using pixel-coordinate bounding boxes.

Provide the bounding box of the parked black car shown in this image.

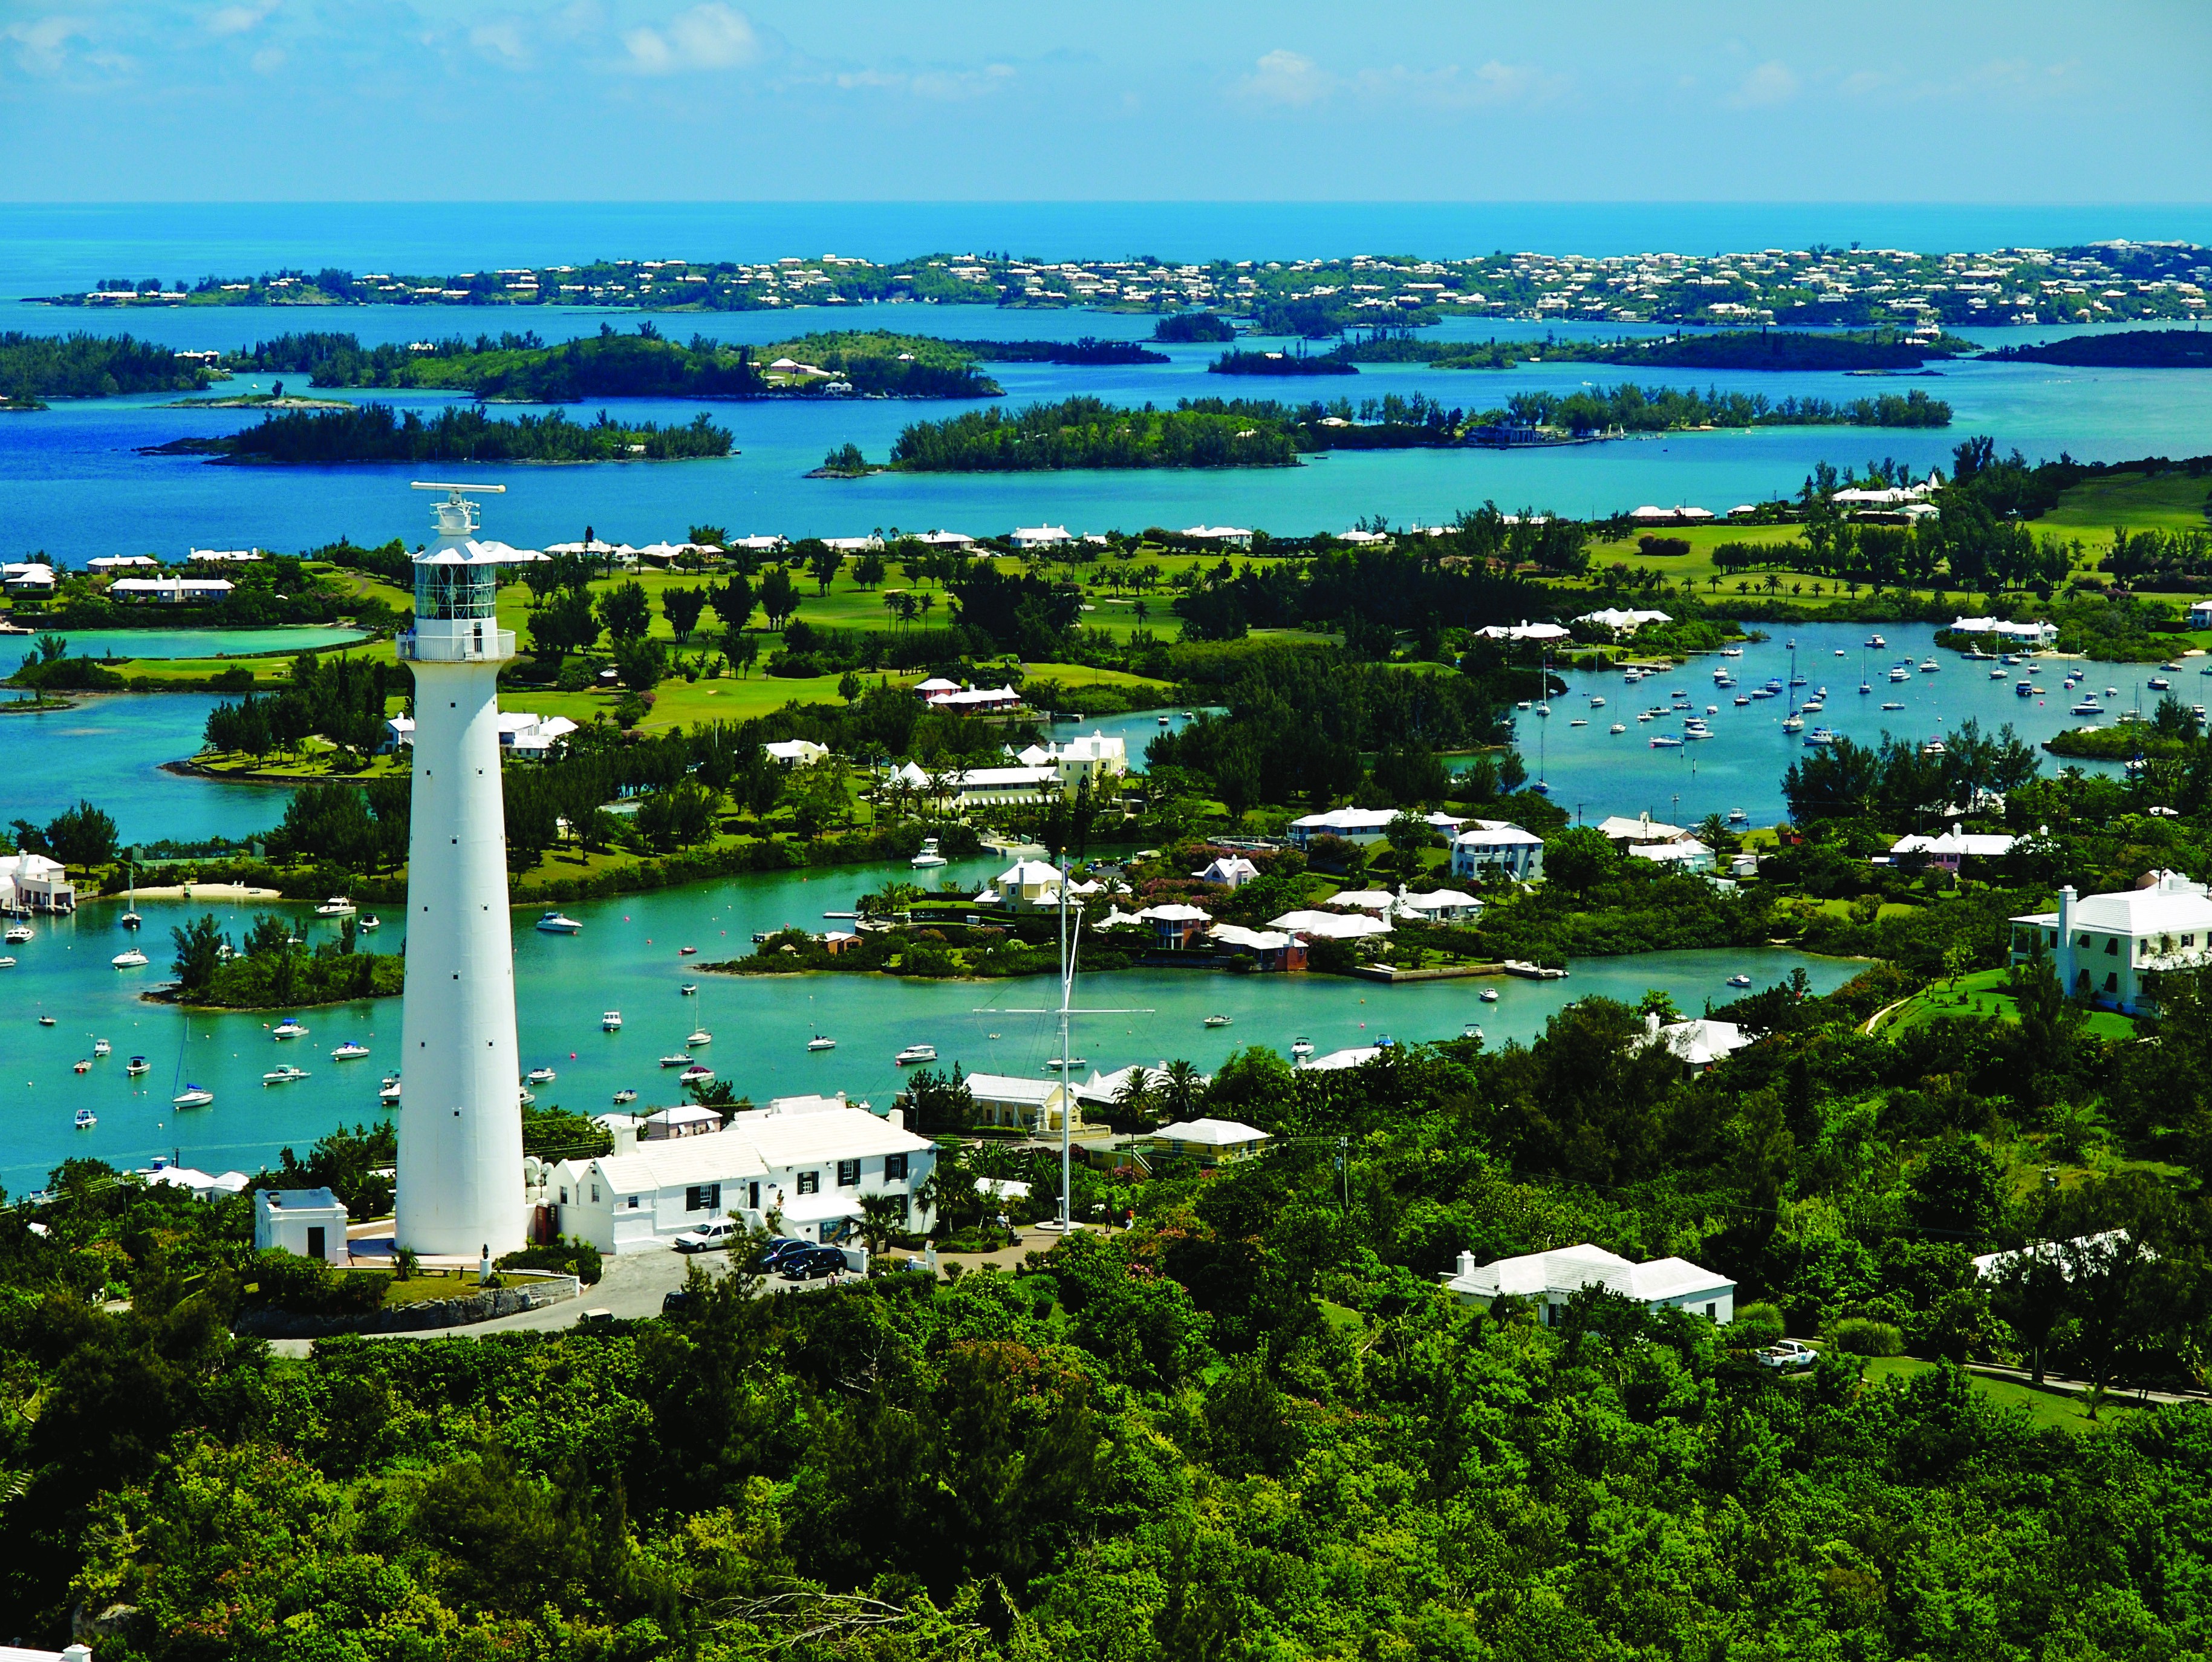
[778,1245,847,1281]
[661,1289,693,1317]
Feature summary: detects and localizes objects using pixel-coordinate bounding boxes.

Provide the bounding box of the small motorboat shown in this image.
[74,1108,96,1129]
[679,983,699,996]
[1781,714,1804,734]
[173,1084,215,1109]
[93,1038,109,1057]
[535,911,584,934]
[73,1058,89,1074]
[2150,676,2171,691]
[1479,988,1500,1004]
[1888,666,1909,682]
[1881,701,1904,710]
[895,1043,938,1066]
[1922,739,1947,757]
[112,948,149,969]
[2070,698,2102,716]
[1727,807,1748,824]
[2017,682,2034,697]
[603,1011,623,1031]
[314,896,356,917]
[126,1055,149,1077]
[1650,734,1683,748]
[1733,696,1750,707]
[1290,1037,1314,1059]
[806,1035,836,1052]
[1041,1057,1088,1071]
[679,1064,715,1084]
[1834,648,1847,657]
[1722,647,1743,657]
[272,1018,307,1040]
[6,925,33,944]
[659,1053,692,1067]
[686,1029,712,1047]
[518,1087,535,1107]
[1610,723,1627,733]
[1727,973,1753,988]
[1920,659,1939,673]
[1204,1014,1232,1028]
[525,1066,558,1085]
[357,914,380,931]
[679,945,698,956]
[1867,633,1886,648]
[1805,727,1838,746]
[612,1088,638,1105]
[910,838,948,869]
[1589,696,1605,708]
[37,1015,54,1026]
[0,957,15,968]
[1461,1023,1484,1041]
[121,910,141,929]
[262,1065,310,1085]
[331,1041,370,1060]
[379,1077,402,1103]
[1569,719,1587,728]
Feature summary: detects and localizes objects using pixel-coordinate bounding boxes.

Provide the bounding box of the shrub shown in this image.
[1828,1316,1905,1357]
[1730,1302,1786,1349]
[245,1248,385,1316]
[498,1237,604,1286]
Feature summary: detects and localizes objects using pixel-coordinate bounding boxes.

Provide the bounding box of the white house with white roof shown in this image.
[1009,525,1074,550]
[550,1095,936,1252]
[1267,907,1392,940]
[1013,731,1129,789]
[1197,854,1261,888]
[961,1072,1080,1134]
[764,738,830,766]
[2011,871,2212,1012]
[88,554,161,573]
[385,711,576,758]
[1450,821,1546,882]
[1180,524,1253,548]
[112,576,236,604]
[254,1187,351,1266]
[1288,807,1466,849]
[1628,838,1716,875]
[1440,1243,1735,1325]
[1574,607,1672,636]
[1890,830,2017,872]
[0,850,75,914]
[1595,813,1689,846]
[1949,615,2058,648]
[1473,621,1573,642]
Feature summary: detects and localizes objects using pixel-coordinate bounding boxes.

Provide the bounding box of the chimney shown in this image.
[1457,1250,1477,1279]
[886,1106,904,1132]
[612,1122,637,1156]
[2056,884,2077,996]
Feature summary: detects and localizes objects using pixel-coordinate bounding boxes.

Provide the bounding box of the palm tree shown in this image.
[1114,1066,1157,1126]
[856,1192,910,1260]
[1160,1059,1204,1118]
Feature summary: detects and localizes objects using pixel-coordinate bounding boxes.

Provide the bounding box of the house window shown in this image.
[798,1171,820,1195]
[2105,973,2119,993]
[885,1152,909,1181]
[836,1159,860,1188]
[591,1184,600,1204]
[1705,1303,1716,1320]
[685,1183,721,1213]
[2106,936,2119,955]
[748,1182,761,1211]
[559,1187,568,1205]
[627,1196,640,1210]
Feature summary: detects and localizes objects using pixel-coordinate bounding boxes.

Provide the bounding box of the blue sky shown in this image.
[2,0,2207,201]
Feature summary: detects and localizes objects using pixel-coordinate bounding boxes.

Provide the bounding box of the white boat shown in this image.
[1867,634,1886,648]
[1881,701,1904,711]
[73,1058,89,1074]
[1727,807,1748,824]
[1290,1037,1315,1059]
[2070,699,2101,716]
[685,1029,712,1046]
[2150,677,2171,691]
[272,1018,307,1040]
[518,1087,535,1107]
[910,838,948,870]
[1781,714,1803,734]
[74,1108,96,1129]
[1610,723,1627,733]
[262,1065,310,1085]
[37,1014,54,1026]
[1733,696,1750,707]
[679,1064,715,1084]
[679,983,699,996]
[1920,659,1939,673]
[1569,719,1587,728]
[602,1010,623,1031]
[1859,682,1872,694]
[535,911,584,934]
[0,957,15,968]
[1990,667,2008,679]
[1479,988,1500,1004]
[659,1052,692,1067]
[1805,727,1838,746]
[331,1041,370,1060]
[1589,696,1605,708]
[1727,974,1753,988]
[93,1038,109,1056]
[1041,1057,1088,1071]
[1204,1014,1233,1028]
[112,948,148,968]
[1650,734,1683,748]
[126,1055,149,1076]
[1922,739,1947,757]
[612,1088,638,1105]
[357,914,380,931]
[805,1035,836,1052]
[1722,646,1743,657]
[5,925,31,944]
[894,1043,938,1066]
[314,896,356,917]
[172,1085,215,1109]
[1888,666,1908,682]
[679,945,698,956]
[379,1077,402,1103]
[525,1066,557,1084]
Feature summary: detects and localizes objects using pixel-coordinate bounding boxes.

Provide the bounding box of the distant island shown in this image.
[1980,328,2212,368]
[1,330,216,403]
[145,403,734,464]
[1152,313,1237,344]
[1331,328,1972,373]
[888,396,1301,471]
[36,241,2208,332]
[1209,347,1358,378]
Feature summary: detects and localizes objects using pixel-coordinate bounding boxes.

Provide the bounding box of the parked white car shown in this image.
[1759,1339,1818,1370]
[673,1218,740,1254]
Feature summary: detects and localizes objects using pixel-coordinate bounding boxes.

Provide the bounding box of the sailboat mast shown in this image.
[1056,853,1073,1231]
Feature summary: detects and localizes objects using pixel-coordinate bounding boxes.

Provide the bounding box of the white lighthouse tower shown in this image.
[394,482,538,1258]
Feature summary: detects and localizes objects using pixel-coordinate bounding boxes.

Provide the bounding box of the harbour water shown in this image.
[2,859,1861,1194]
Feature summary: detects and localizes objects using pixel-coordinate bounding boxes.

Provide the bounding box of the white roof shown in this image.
[764,738,828,761]
[1011,524,1072,539]
[1575,607,1672,632]
[1290,807,1401,834]
[88,554,159,569]
[1453,823,1545,849]
[593,1127,770,1192]
[914,529,974,546]
[643,1104,723,1130]
[111,576,233,595]
[1208,923,1293,951]
[1443,1243,1733,1304]
[1269,908,1391,939]
[1628,838,1713,865]
[913,677,962,693]
[1138,902,1212,922]
[1474,621,1572,641]
[998,858,1063,886]
[1649,1014,1748,1067]
[1892,830,2017,858]
[1595,814,1688,843]
[740,1107,932,1170]
[1300,1044,1383,1070]
[1150,1117,1269,1145]
[1199,855,1260,881]
[2015,873,2212,938]
[961,1072,1070,1106]
[1627,505,1714,521]
[1950,616,2054,639]
[1401,888,1481,911]
[1329,889,1398,911]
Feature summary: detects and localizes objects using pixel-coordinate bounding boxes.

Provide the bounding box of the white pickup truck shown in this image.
[1758,1339,1819,1370]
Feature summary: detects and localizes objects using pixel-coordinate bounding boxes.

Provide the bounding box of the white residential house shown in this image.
[109,576,233,604]
[764,738,830,766]
[912,529,975,549]
[1948,615,2058,648]
[640,1104,723,1140]
[1142,1118,1270,1165]
[138,1159,250,1201]
[0,850,76,914]
[1399,887,1483,923]
[384,711,576,759]
[992,858,1065,911]
[1595,813,1690,846]
[1288,807,1466,849]
[1644,1012,1750,1071]
[1890,830,2017,872]
[1180,524,1253,549]
[2010,870,2212,1012]
[187,547,264,562]
[2191,599,2212,631]
[1574,608,1672,636]
[1472,621,1573,643]
[1440,1244,1735,1325]
[822,536,882,554]
[1450,821,1547,882]
[1197,855,1261,888]
[1010,525,1074,550]
[550,1097,937,1252]
[1628,838,1717,875]
[88,555,161,573]
[3,558,59,592]
[726,535,789,555]
[253,1187,351,1266]
[1267,907,1392,940]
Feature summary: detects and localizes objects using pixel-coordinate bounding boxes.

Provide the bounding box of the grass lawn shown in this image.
[1876,964,2138,1043]
[1860,1354,2146,1433]
[2040,469,2212,538]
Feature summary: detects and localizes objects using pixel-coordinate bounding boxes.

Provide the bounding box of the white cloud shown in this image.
[4,14,86,75]
[470,21,530,66]
[1728,60,1798,108]
[207,1,278,37]
[1351,59,1562,110]
[909,62,1012,101]
[622,2,759,75]
[1238,48,1329,108]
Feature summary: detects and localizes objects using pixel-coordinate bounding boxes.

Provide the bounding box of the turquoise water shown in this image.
[1516,618,2133,827]
[1,859,1861,1193]
[0,627,367,676]
[0,694,287,844]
